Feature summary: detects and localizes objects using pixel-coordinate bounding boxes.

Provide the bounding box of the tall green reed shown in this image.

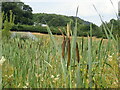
[0,3,2,89]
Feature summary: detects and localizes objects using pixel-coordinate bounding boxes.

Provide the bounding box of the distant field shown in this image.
[11,31,108,42]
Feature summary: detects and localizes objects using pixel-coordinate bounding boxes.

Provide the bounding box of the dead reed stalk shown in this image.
[60,23,80,69]
[76,42,80,63]
[67,37,71,69]
[62,36,66,59]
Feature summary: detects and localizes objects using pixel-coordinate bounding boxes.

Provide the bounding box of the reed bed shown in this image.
[2,22,119,88]
[1,3,119,88]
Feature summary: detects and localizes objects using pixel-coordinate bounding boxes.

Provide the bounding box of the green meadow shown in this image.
[1,1,119,88]
[2,25,119,88]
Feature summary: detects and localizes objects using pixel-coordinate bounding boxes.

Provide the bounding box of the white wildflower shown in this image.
[35,73,41,78]
[112,53,114,55]
[0,56,6,65]
[26,82,29,86]
[65,64,67,67]
[75,83,77,87]
[23,86,27,88]
[8,74,13,78]
[5,75,8,77]
[108,55,113,61]
[54,77,59,81]
[113,82,117,85]
[71,70,74,73]
[51,75,54,78]
[108,55,112,58]
[57,74,60,77]
[18,83,21,87]
[41,78,44,82]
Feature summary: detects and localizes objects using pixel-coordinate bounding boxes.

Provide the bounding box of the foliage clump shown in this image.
[2,10,15,38]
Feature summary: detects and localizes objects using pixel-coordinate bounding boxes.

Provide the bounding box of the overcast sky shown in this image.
[21,0,119,26]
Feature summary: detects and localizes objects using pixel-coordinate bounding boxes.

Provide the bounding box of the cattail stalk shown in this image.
[67,23,71,69]
[59,28,66,59]
[76,42,80,63]
[67,38,71,69]
[62,36,66,59]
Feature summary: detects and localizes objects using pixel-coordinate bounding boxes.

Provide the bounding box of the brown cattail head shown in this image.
[59,28,66,59]
[62,36,66,59]
[86,64,89,73]
[76,42,80,63]
[30,43,32,48]
[67,37,71,69]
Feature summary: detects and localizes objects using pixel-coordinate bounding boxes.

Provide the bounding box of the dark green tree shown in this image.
[2,2,33,25]
[100,19,120,38]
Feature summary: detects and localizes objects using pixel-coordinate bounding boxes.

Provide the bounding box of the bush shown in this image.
[76,24,104,38]
[2,10,15,38]
[11,24,104,38]
[11,24,47,33]
[11,24,66,35]
[2,30,11,38]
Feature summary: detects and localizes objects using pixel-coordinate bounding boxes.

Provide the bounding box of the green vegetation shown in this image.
[100,19,120,38]
[2,23,119,88]
[1,1,119,88]
[33,13,102,37]
[2,10,15,38]
[33,13,90,27]
[2,2,33,25]
[11,24,66,35]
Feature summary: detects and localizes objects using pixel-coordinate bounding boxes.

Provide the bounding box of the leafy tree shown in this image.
[100,19,120,38]
[48,17,68,26]
[33,13,88,27]
[2,2,33,25]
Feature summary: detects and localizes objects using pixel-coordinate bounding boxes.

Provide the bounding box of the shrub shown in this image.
[11,24,47,33]
[2,10,15,38]
[11,24,66,35]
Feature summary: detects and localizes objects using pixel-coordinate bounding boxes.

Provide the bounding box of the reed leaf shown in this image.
[88,35,93,88]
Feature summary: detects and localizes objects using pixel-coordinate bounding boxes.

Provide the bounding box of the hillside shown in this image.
[33,13,91,27]
[32,13,103,37]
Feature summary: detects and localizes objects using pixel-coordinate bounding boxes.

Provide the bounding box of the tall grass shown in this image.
[1,3,119,89]
[0,5,2,89]
[2,29,118,88]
